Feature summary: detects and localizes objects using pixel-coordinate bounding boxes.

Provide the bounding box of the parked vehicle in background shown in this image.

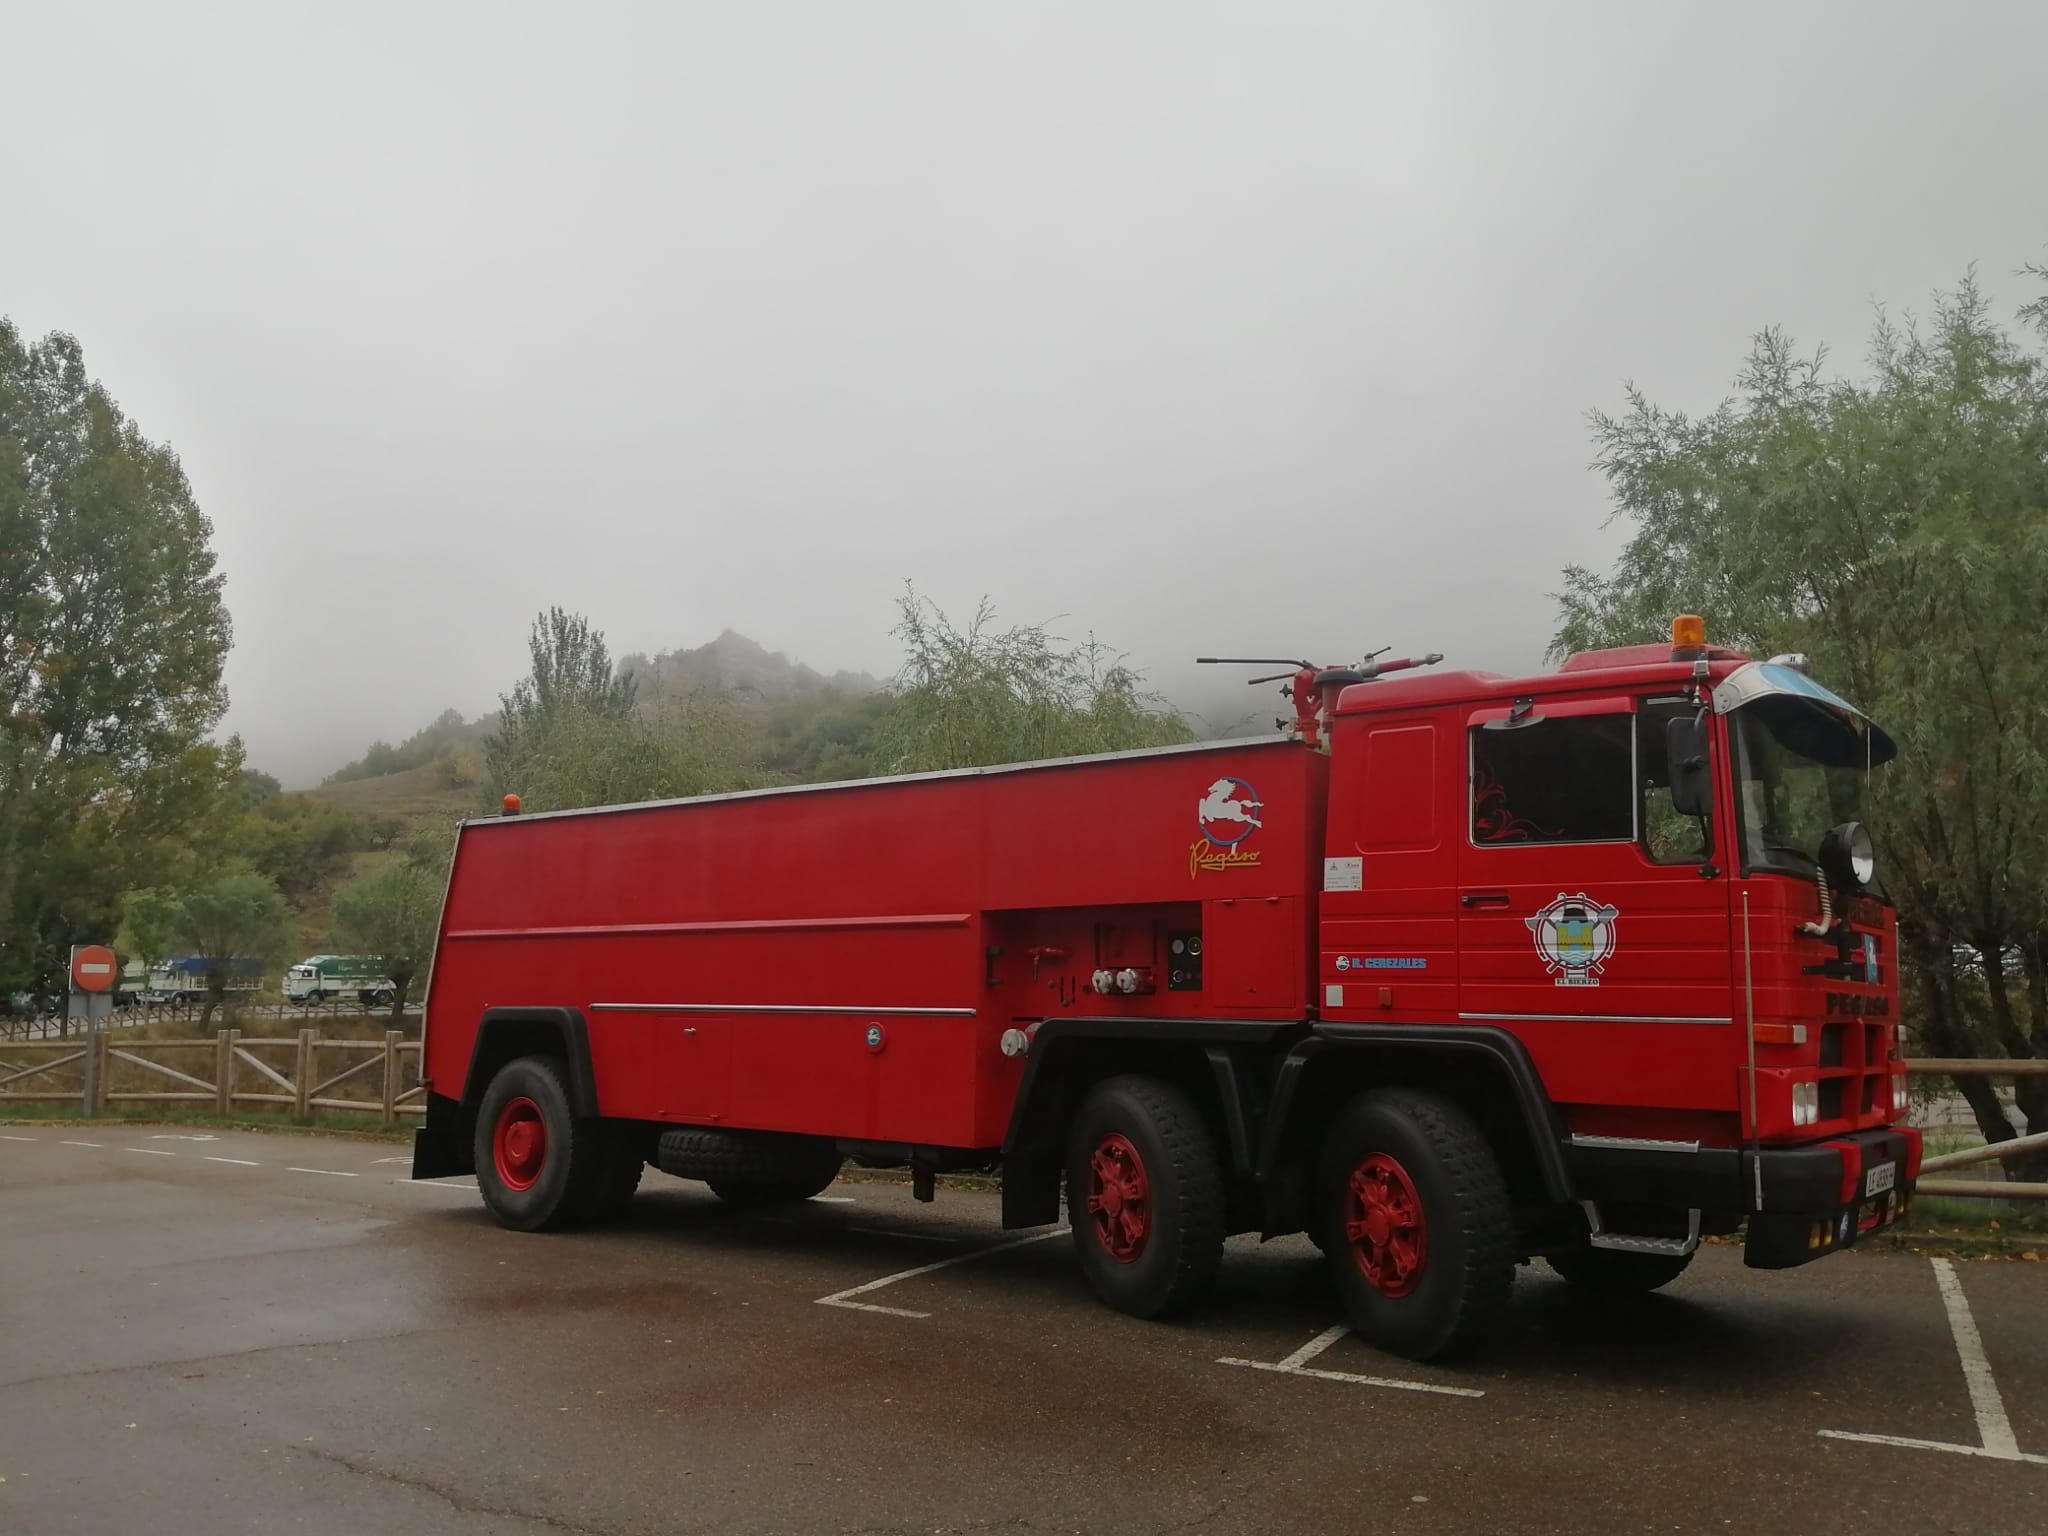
[141,957,265,1007]
[286,955,398,1008]
[413,618,1920,1361]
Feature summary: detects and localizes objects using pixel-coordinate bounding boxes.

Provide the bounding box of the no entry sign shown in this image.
[70,944,118,994]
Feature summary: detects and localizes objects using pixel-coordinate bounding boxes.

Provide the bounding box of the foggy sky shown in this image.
[5,2,2044,785]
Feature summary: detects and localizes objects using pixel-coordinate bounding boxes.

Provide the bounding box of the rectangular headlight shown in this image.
[1790,1082,1819,1126]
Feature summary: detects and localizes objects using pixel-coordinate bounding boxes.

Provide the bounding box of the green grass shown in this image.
[303,763,476,828]
[294,767,474,953]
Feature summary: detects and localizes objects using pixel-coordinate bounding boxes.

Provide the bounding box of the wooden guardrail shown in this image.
[0,999,423,1043]
[0,1027,426,1126]
[1904,1057,2048,1201]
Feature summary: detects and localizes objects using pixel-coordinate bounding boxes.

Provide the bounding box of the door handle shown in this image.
[1461,891,1512,908]
[683,1027,698,1036]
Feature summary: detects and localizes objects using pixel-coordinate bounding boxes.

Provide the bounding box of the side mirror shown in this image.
[1666,713,1713,819]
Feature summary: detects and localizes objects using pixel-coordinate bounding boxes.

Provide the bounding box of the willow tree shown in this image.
[1555,274,2048,1167]
[874,588,1192,773]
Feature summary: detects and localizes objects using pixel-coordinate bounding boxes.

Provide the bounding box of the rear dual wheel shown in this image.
[474,1055,641,1231]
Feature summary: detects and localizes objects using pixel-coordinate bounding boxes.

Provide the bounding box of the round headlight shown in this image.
[1820,821,1876,892]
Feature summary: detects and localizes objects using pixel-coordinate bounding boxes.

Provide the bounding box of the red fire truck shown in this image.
[413,617,1920,1359]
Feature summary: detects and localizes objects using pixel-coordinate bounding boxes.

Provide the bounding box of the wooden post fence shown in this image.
[1903,1056,2048,1201]
[0,1026,426,1124]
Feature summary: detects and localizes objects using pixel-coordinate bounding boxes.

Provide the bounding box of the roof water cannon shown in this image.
[1197,649,1444,748]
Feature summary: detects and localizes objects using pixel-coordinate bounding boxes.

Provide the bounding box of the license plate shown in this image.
[1865,1162,1896,1197]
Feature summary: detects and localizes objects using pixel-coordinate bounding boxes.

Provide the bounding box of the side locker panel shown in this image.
[1320,717,1460,1020]
[1204,896,1306,1013]
[669,1017,735,1120]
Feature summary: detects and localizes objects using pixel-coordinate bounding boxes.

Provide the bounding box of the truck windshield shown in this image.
[1729,695,1879,883]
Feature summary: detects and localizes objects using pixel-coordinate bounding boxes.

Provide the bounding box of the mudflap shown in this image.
[411,1127,462,1179]
[410,1093,468,1179]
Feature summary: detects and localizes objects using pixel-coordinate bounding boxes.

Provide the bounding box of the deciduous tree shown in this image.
[1555,272,2048,1170]
[174,873,291,1027]
[332,861,441,1023]
[0,321,233,989]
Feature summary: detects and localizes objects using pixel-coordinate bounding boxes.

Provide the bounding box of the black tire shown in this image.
[473,1054,610,1232]
[661,1128,843,1207]
[1064,1075,1225,1319]
[1317,1088,1513,1362]
[1547,1245,1693,1293]
[584,1130,646,1221]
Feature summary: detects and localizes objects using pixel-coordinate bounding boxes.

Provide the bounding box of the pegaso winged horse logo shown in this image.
[1190,777,1264,877]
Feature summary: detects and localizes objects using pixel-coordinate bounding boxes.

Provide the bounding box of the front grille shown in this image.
[1819,1078,1845,1122]
[1810,1010,1897,1132]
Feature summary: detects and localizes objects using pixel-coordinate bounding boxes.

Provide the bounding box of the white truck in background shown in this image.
[285,955,397,1008]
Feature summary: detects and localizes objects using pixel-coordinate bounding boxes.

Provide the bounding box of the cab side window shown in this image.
[1470,714,1632,845]
[1638,698,1712,865]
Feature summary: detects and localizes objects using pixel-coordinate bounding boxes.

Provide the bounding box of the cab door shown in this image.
[1457,697,1734,1111]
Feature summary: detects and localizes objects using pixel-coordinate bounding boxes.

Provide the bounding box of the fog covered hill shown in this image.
[618,628,883,713]
[313,630,884,790]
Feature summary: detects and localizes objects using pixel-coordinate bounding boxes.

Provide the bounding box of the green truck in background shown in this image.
[285,955,397,1008]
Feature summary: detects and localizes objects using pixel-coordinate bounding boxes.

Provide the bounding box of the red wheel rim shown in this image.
[1086,1132,1151,1264]
[492,1096,547,1192]
[1346,1152,1427,1297]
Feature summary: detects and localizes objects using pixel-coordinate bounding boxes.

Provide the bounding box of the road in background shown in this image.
[1,1129,2042,1535]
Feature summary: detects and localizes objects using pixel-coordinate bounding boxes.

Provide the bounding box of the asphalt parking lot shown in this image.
[1,1127,2042,1535]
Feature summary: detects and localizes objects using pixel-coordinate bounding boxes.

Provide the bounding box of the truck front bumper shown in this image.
[1741,1125,1922,1268]
[1563,1124,1921,1270]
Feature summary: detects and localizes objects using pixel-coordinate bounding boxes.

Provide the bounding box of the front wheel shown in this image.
[1317,1088,1513,1361]
[1064,1075,1225,1319]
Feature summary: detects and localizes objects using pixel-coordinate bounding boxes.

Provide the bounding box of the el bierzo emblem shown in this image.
[1191,776,1263,877]
[1525,892,1618,986]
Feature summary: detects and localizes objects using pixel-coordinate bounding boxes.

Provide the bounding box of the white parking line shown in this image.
[286,1167,357,1178]
[394,1178,477,1192]
[813,1195,856,1204]
[1219,1324,1486,1399]
[1819,1257,2047,1466]
[0,1134,37,1142]
[372,1157,411,1165]
[59,1140,102,1148]
[816,1227,1069,1318]
[204,1156,260,1166]
[125,1148,176,1157]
